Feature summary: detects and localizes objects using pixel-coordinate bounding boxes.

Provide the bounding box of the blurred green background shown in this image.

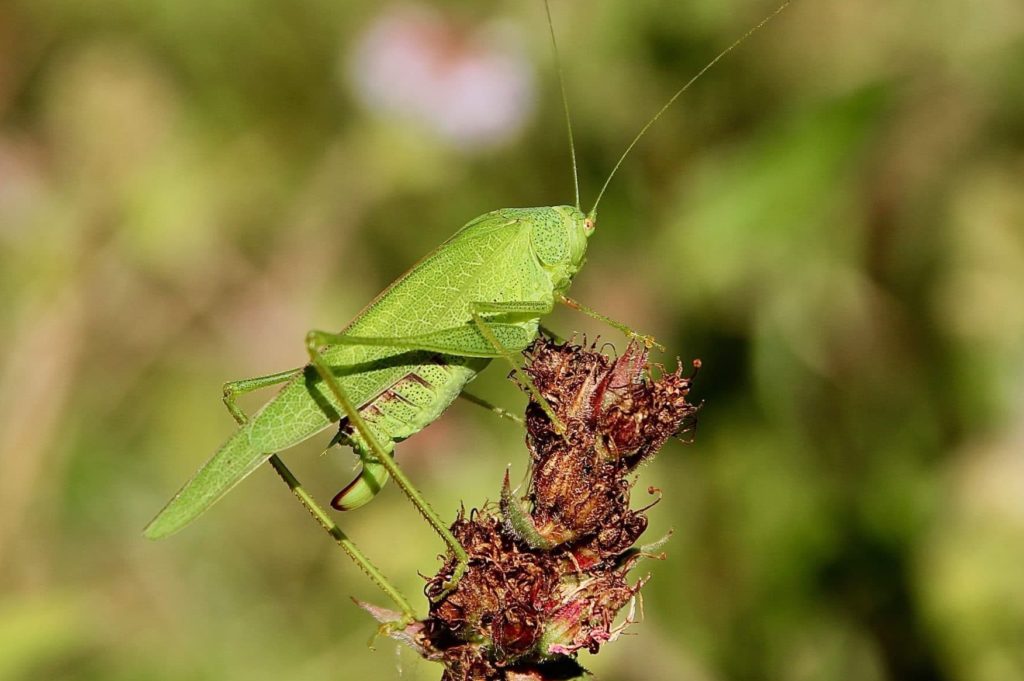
[2,0,1023,679]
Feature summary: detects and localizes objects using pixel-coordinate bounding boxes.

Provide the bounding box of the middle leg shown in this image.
[219,372,415,620]
[458,391,525,428]
[468,300,566,434]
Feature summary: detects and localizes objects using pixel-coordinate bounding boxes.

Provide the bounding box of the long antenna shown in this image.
[544,0,580,210]
[589,1,791,218]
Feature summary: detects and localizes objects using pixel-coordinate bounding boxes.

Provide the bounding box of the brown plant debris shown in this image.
[363,337,699,681]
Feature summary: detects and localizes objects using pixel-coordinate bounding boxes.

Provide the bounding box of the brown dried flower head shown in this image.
[364,337,698,681]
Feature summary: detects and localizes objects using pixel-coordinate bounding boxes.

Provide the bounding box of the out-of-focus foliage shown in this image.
[1,1,1022,680]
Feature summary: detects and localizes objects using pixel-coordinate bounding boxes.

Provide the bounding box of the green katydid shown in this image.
[145,0,790,610]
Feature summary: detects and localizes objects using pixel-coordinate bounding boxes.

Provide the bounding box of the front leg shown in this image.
[556,293,664,351]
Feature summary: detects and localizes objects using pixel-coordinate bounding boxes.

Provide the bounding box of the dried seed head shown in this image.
[520,338,697,551]
[370,338,699,680]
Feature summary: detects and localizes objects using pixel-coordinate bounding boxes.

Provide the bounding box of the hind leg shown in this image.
[220,374,416,621]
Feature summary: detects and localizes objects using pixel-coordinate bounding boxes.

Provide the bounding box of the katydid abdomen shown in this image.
[253,353,491,511]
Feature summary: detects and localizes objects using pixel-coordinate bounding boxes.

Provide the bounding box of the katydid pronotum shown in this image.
[145,1,791,619]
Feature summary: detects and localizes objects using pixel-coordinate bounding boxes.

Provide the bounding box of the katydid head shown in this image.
[533,205,590,292]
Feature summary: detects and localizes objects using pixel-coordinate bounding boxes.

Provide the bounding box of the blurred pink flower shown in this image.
[348,4,535,149]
